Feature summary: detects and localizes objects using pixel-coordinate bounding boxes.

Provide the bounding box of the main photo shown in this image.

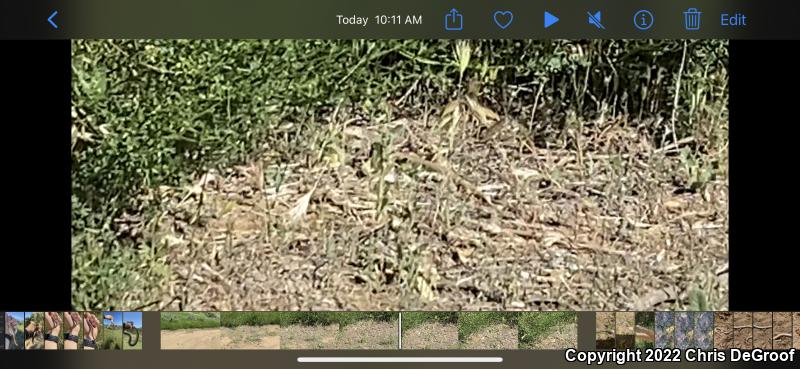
[72,40,728,311]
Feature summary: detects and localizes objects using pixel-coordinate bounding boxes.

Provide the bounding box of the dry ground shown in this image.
[794,313,800,349]
[525,322,577,349]
[279,325,338,349]
[733,312,753,349]
[615,312,636,349]
[462,324,518,349]
[155,97,728,311]
[336,320,397,349]
[713,312,733,349]
[161,328,223,349]
[616,312,635,335]
[222,325,280,349]
[279,321,396,349]
[752,312,772,350]
[773,312,792,350]
[596,312,615,349]
[402,322,459,349]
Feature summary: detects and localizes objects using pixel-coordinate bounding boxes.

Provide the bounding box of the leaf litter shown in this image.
[153,96,728,311]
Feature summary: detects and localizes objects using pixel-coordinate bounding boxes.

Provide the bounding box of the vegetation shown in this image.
[221,312,396,329]
[100,326,123,350]
[518,312,576,347]
[402,312,458,331]
[221,312,284,327]
[71,40,728,309]
[160,312,220,330]
[636,312,655,327]
[458,312,518,342]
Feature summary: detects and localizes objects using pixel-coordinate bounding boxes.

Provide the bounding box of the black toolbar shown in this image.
[0,0,798,39]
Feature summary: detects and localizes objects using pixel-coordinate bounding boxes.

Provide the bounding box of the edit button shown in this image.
[721,13,746,27]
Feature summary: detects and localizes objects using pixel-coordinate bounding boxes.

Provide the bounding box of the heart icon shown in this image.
[493,10,513,29]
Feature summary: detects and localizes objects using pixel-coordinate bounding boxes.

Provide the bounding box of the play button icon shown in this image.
[544,11,559,28]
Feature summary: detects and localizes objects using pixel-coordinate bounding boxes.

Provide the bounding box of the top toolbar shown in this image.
[0,1,798,40]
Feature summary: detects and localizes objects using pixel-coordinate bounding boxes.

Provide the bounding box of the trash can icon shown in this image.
[684,8,701,30]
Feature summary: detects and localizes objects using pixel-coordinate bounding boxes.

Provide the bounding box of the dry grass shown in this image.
[402,322,459,349]
[462,324,519,349]
[526,322,577,349]
[154,94,727,311]
[336,320,397,349]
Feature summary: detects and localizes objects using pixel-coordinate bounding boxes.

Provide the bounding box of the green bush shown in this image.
[71,40,728,309]
[221,312,285,327]
[160,312,220,330]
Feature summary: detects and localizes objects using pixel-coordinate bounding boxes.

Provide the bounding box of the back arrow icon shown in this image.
[48,11,58,29]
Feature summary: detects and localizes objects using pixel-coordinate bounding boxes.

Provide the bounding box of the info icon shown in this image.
[634,9,654,31]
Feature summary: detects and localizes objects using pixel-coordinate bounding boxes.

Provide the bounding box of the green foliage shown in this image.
[100,326,123,350]
[160,312,220,330]
[71,40,728,309]
[457,312,519,342]
[402,312,458,331]
[518,312,576,346]
[635,312,655,328]
[220,312,396,329]
[24,312,43,327]
[221,312,285,327]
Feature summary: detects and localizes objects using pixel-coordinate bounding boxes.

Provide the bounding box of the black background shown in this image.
[0,40,797,312]
[727,40,799,311]
[2,41,71,311]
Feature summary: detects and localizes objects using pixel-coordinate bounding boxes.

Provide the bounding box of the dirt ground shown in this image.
[596,312,615,349]
[161,328,223,349]
[713,312,733,349]
[221,325,280,349]
[155,101,729,311]
[772,312,792,350]
[733,312,753,349]
[462,324,518,349]
[280,324,338,349]
[794,312,800,349]
[616,312,635,335]
[752,312,772,350]
[614,312,635,349]
[402,322,459,349]
[527,322,577,349]
[336,321,397,349]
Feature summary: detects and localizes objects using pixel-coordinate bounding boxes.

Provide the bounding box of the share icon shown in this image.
[587,11,605,30]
